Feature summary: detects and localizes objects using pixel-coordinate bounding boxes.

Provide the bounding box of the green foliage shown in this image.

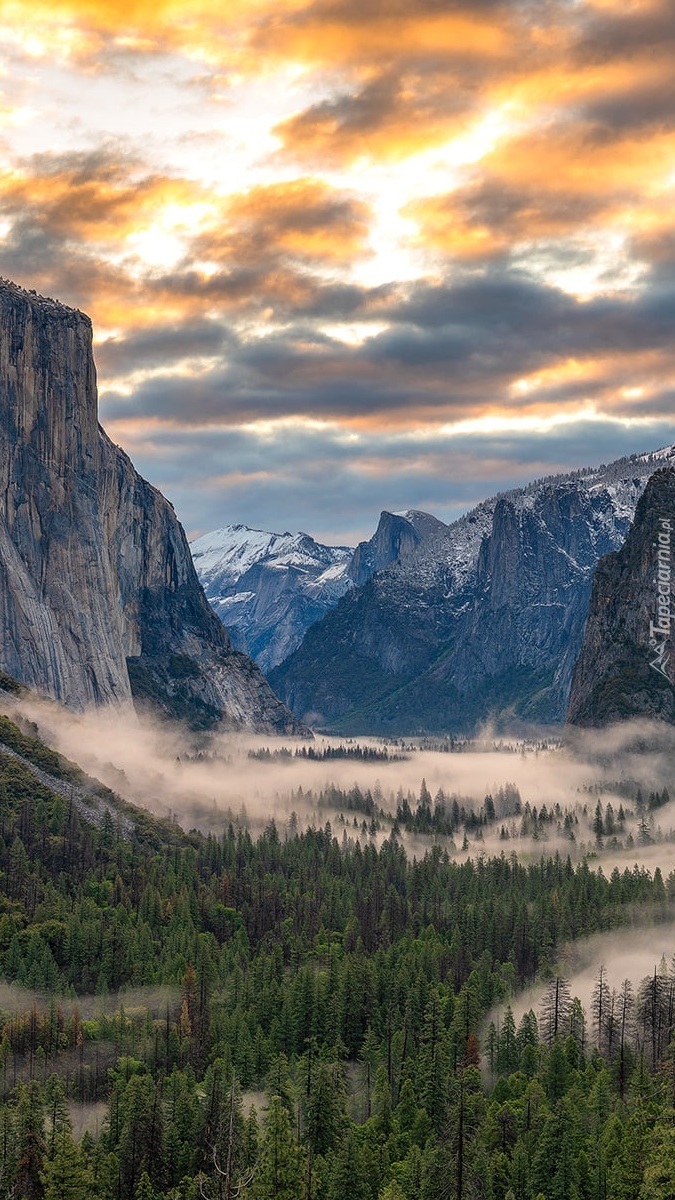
[0,720,674,1197]
[41,1131,94,1200]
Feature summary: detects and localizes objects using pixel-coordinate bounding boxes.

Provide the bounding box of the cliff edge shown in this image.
[0,280,304,733]
[567,467,675,727]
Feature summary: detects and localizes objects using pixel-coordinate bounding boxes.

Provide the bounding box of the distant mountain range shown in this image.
[190,508,443,672]
[191,526,353,672]
[194,445,675,733]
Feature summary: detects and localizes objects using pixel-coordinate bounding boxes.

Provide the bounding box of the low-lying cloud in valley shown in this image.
[3,694,675,873]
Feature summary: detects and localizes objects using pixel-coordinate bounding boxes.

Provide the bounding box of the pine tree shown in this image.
[496,1007,518,1074]
[15,1080,46,1200]
[251,1096,302,1200]
[43,1073,71,1157]
[304,1061,346,1156]
[639,1121,675,1199]
[378,1183,407,1200]
[41,1131,94,1200]
[328,1128,370,1200]
[540,977,571,1046]
[134,1171,156,1200]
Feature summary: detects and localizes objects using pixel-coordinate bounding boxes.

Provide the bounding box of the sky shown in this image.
[0,0,674,544]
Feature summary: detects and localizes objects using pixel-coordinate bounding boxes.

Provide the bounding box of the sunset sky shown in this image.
[1,0,674,543]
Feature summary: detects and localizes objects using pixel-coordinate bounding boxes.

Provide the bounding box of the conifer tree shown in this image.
[15,1080,46,1200]
[251,1096,302,1200]
[41,1131,94,1200]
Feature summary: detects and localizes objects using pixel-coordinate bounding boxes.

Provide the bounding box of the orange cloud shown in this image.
[403,113,675,268]
[217,178,371,263]
[0,0,515,79]
[252,4,511,69]
[0,155,209,243]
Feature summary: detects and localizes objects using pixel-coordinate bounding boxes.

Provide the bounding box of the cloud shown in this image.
[195,177,372,266]
[1,0,675,541]
[274,68,480,167]
[100,410,675,543]
[94,319,230,374]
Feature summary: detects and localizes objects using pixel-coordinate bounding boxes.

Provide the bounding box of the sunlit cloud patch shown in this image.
[0,0,673,537]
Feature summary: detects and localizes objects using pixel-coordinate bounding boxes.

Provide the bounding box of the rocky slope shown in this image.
[191,525,353,671]
[191,509,447,672]
[270,448,675,732]
[347,509,448,586]
[567,467,675,726]
[0,279,302,733]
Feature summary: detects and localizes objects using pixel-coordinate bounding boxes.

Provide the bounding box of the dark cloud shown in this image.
[409,178,611,258]
[95,320,231,375]
[96,268,675,436]
[576,1,675,62]
[580,81,675,139]
[106,416,675,544]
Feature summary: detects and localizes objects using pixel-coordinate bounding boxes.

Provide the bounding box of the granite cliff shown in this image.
[0,280,302,732]
[567,467,675,727]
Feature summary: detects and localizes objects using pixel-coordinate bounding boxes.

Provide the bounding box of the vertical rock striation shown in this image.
[567,467,675,726]
[0,280,303,733]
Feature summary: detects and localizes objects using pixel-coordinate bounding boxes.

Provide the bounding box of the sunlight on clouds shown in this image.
[0,21,97,61]
[0,104,34,129]
[514,231,649,301]
[0,0,674,534]
[237,416,337,438]
[320,322,389,346]
[125,198,214,272]
[342,103,522,285]
[98,356,222,397]
[508,360,609,398]
[433,408,659,439]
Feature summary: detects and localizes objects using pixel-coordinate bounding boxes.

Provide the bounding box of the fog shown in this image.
[489,920,675,1037]
[0,980,180,1021]
[2,691,675,1060]
[0,695,673,860]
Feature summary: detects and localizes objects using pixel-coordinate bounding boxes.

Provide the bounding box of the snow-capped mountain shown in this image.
[191,510,448,672]
[191,525,354,671]
[269,446,675,733]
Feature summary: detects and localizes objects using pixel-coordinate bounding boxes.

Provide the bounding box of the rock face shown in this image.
[191,510,449,673]
[191,525,353,672]
[270,449,675,732]
[0,280,303,733]
[567,468,675,727]
[348,510,446,586]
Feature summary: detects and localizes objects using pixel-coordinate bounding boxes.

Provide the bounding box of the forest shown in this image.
[0,714,674,1199]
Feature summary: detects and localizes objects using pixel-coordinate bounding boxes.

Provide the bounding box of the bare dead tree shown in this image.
[196,1075,258,1200]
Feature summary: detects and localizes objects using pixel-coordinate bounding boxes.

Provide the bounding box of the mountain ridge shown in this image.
[269,445,675,732]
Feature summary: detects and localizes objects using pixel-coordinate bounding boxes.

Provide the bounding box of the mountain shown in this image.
[191,525,353,671]
[567,467,675,727]
[347,509,448,586]
[269,447,675,732]
[0,279,303,733]
[191,509,448,672]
